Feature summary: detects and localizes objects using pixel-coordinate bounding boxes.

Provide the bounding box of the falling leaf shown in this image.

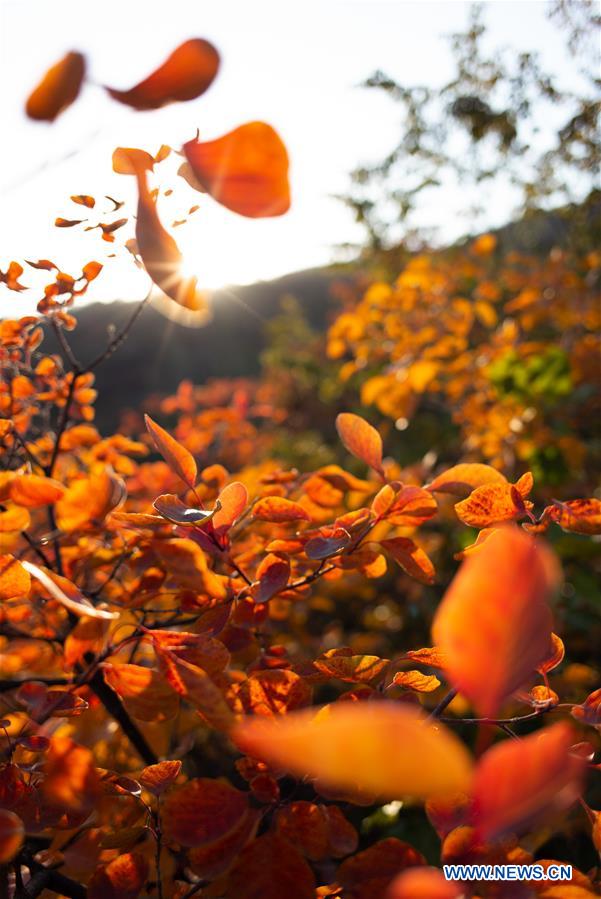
[55,217,85,228]
[233,701,473,800]
[182,122,290,217]
[253,496,311,523]
[144,414,197,488]
[432,527,560,716]
[25,51,86,121]
[336,412,384,476]
[427,463,507,497]
[71,194,95,208]
[472,722,585,840]
[381,537,435,584]
[106,39,220,110]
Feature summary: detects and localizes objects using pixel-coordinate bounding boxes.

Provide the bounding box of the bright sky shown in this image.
[0,0,585,315]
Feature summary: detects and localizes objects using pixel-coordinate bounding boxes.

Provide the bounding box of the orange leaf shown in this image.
[336,412,384,476]
[432,527,560,717]
[237,669,311,717]
[387,867,462,899]
[115,152,208,315]
[154,647,234,730]
[225,832,315,899]
[0,505,30,533]
[233,702,473,800]
[42,735,100,813]
[152,537,228,599]
[454,482,533,527]
[571,688,601,726]
[275,801,330,861]
[314,648,389,684]
[183,122,290,218]
[103,663,179,722]
[337,838,426,899]
[25,51,85,121]
[64,616,109,669]
[536,633,565,675]
[56,469,126,530]
[71,194,95,208]
[106,39,219,110]
[253,496,311,523]
[88,852,148,899]
[392,670,441,693]
[139,760,181,796]
[383,485,438,527]
[427,463,507,497]
[0,555,30,600]
[472,722,585,840]
[189,808,259,880]
[0,810,24,865]
[153,493,218,525]
[381,537,435,584]
[251,553,290,603]
[145,415,197,488]
[9,474,65,507]
[547,498,601,535]
[213,481,248,535]
[162,777,248,847]
[405,647,449,669]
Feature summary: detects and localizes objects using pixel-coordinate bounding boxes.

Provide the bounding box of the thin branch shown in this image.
[86,294,150,372]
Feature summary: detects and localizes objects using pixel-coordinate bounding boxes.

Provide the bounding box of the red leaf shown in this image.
[183,122,290,218]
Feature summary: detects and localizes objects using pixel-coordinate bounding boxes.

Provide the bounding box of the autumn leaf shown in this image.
[23,562,119,620]
[392,670,441,693]
[9,474,65,507]
[251,553,290,603]
[71,194,95,208]
[432,527,560,717]
[381,536,435,584]
[138,760,182,796]
[162,777,248,847]
[88,852,148,899]
[472,722,585,840]
[454,481,533,527]
[387,867,463,899]
[336,412,384,476]
[236,669,311,717]
[213,481,248,535]
[154,646,235,730]
[153,493,218,525]
[115,151,208,316]
[42,735,100,812]
[25,51,86,121]
[233,701,473,800]
[253,496,311,523]
[182,122,290,217]
[189,809,260,880]
[106,39,220,110]
[0,554,30,601]
[571,688,601,726]
[64,616,110,669]
[314,648,389,684]
[225,832,316,899]
[144,414,197,488]
[547,498,601,535]
[427,463,507,497]
[337,838,426,899]
[103,663,179,722]
[0,810,24,865]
